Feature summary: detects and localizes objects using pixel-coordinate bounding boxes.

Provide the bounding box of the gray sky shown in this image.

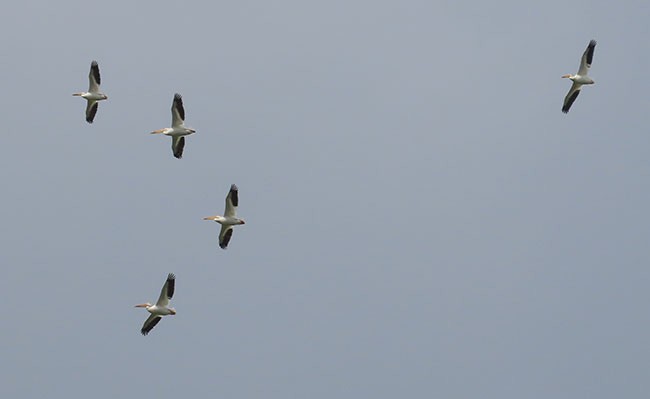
[1,0,649,397]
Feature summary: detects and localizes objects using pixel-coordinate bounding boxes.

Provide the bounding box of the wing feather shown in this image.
[85,101,98,123]
[562,82,581,113]
[578,40,596,76]
[141,314,161,336]
[89,61,101,92]
[224,184,239,217]
[171,93,185,127]
[172,136,185,159]
[155,273,175,306]
[219,225,234,249]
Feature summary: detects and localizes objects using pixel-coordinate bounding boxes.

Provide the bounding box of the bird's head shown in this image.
[169,308,177,315]
[102,94,108,100]
[238,219,246,225]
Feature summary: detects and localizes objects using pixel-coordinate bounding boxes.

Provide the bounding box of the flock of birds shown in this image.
[72,39,597,336]
[72,60,246,335]
[129,184,245,336]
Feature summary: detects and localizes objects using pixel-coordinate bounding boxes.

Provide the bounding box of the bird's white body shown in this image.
[564,74,594,85]
[208,215,245,226]
[78,92,108,101]
[155,126,196,138]
[142,304,176,316]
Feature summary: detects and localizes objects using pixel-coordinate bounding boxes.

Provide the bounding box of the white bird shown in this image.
[562,40,596,113]
[204,184,246,249]
[72,61,108,123]
[134,273,176,336]
[150,93,196,159]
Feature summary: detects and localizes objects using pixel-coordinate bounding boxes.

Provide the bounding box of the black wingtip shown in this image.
[172,93,186,121]
[562,90,580,114]
[141,317,162,336]
[219,229,233,249]
[166,273,175,299]
[173,136,185,159]
[90,61,101,85]
[584,40,596,66]
[86,102,98,123]
[229,184,239,207]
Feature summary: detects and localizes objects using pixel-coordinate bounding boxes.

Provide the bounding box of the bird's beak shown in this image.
[240,220,246,224]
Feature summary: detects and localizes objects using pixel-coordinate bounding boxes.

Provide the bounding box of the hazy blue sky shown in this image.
[1,0,649,398]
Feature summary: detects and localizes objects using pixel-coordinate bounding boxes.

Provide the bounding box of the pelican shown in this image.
[562,40,596,113]
[72,61,108,123]
[134,273,176,336]
[151,93,196,159]
[204,184,246,249]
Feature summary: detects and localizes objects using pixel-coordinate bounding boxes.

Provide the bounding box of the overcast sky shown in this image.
[1,1,649,398]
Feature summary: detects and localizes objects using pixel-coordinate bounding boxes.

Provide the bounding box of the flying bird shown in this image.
[151,93,196,158]
[134,273,176,336]
[561,40,596,113]
[204,184,246,249]
[72,61,108,123]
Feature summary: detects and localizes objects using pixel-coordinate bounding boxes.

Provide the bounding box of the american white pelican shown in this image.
[134,273,176,336]
[204,184,246,249]
[151,93,196,159]
[562,40,596,113]
[72,61,108,123]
